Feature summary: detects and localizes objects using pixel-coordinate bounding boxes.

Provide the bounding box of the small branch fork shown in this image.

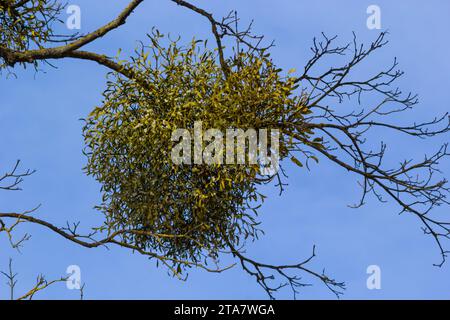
[227,243,345,299]
[1,258,17,300]
[0,258,67,300]
[171,0,272,76]
[0,160,35,191]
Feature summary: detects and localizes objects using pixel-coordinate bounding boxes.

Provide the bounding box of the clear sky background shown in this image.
[1,0,449,299]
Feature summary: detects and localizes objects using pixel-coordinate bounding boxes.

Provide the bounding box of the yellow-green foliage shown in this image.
[83,33,315,270]
[0,0,62,52]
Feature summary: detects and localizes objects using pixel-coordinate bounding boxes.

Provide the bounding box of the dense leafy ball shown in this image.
[83,34,313,270]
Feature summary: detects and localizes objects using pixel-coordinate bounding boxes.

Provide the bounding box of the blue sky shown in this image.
[0,0,449,299]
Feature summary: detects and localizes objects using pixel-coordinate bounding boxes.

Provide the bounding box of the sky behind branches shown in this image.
[0,0,449,299]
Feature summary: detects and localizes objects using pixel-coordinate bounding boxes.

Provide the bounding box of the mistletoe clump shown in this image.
[82,32,317,272]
